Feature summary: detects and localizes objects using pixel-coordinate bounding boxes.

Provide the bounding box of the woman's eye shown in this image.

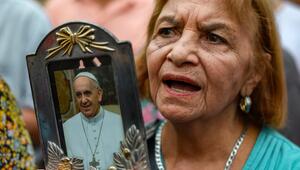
[157,27,175,38]
[206,33,227,44]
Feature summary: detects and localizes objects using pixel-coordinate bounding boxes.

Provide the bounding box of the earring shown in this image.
[240,96,251,113]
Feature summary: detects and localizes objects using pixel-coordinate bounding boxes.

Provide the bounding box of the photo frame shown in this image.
[27,22,149,170]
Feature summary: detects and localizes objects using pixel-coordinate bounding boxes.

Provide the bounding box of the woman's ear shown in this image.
[240,53,271,96]
[240,71,262,96]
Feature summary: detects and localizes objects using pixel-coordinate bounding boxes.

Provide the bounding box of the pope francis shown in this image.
[63,72,124,170]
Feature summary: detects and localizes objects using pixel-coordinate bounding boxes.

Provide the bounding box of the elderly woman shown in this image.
[137,0,300,169]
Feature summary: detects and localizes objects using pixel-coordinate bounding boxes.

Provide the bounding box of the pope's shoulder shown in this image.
[103,109,122,124]
[63,113,81,129]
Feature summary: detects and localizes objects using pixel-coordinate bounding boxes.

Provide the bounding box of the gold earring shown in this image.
[240,96,251,113]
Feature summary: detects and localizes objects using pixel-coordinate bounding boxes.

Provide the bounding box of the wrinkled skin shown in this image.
[73,77,102,118]
[146,0,261,123]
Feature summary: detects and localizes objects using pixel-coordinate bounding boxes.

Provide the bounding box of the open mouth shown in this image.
[163,79,201,93]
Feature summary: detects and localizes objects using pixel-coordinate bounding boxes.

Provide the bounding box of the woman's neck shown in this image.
[161,111,259,169]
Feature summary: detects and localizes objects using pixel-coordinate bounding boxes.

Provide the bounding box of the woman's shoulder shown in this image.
[244,126,300,170]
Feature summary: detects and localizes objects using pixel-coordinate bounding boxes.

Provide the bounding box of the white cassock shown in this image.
[63,107,124,170]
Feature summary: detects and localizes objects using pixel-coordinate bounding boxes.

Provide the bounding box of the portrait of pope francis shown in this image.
[63,72,124,170]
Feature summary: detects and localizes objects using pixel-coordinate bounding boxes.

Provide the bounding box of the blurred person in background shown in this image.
[272,0,300,72]
[45,0,154,56]
[0,0,51,167]
[280,50,300,146]
[45,0,163,125]
[271,0,300,146]
[0,77,35,169]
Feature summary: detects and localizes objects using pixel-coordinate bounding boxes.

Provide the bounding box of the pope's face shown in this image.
[147,0,258,122]
[73,77,102,118]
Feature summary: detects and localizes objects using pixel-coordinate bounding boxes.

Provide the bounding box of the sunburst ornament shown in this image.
[46,25,115,59]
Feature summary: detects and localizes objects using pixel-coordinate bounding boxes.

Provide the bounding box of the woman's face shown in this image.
[147,0,259,122]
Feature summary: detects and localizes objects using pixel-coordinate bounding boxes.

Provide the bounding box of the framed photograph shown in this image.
[27,22,149,170]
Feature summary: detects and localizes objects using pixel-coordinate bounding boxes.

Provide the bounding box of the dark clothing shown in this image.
[146,120,161,170]
[147,132,158,170]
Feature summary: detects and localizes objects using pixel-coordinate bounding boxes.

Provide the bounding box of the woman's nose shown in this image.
[167,30,200,66]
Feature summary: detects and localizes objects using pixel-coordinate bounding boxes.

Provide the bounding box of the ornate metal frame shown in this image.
[26,22,149,169]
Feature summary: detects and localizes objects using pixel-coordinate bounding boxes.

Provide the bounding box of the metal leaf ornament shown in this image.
[46,25,115,59]
[109,125,149,170]
[46,141,84,170]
